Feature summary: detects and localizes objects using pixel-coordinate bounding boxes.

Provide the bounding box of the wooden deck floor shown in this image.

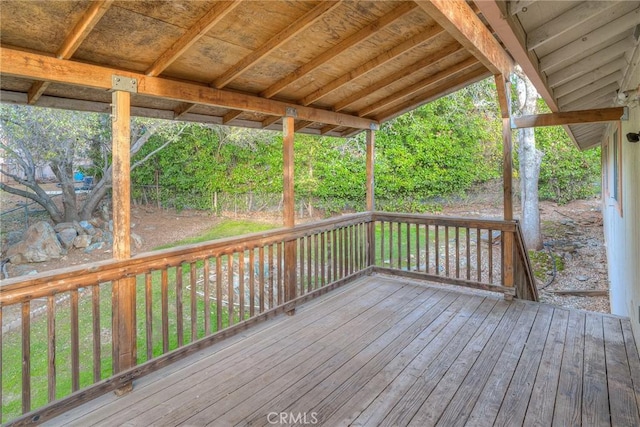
[47,275,640,426]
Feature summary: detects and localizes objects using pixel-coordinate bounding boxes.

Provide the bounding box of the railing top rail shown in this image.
[372,211,518,231]
[0,212,372,306]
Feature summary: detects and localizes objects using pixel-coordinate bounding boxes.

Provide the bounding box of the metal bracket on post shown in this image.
[285,107,298,118]
[111,75,138,93]
[622,106,629,121]
[369,122,379,131]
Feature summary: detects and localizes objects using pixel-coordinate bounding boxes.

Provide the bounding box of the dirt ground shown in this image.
[1,188,609,313]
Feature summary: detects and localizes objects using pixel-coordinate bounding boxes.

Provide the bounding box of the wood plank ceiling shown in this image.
[477,0,640,149]
[0,0,507,138]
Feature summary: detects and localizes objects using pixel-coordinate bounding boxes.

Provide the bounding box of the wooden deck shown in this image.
[46,275,640,426]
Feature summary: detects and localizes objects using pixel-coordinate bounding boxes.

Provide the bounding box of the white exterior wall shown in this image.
[602,97,640,345]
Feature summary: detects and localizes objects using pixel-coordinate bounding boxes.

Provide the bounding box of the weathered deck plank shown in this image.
[45,275,640,427]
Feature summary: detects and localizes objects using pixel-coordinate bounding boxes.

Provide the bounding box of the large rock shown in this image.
[73,234,92,248]
[56,227,78,250]
[7,221,64,264]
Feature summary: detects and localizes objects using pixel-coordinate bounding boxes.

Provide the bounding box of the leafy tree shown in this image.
[0,105,185,223]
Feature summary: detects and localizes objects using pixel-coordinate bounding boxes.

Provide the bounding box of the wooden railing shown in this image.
[0,212,537,425]
[0,213,372,425]
[369,213,538,300]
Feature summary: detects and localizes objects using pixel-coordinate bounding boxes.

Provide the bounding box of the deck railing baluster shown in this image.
[190,262,197,342]
[161,269,169,353]
[70,289,80,392]
[445,226,450,277]
[145,273,153,359]
[239,251,246,320]
[48,295,56,401]
[216,257,222,331]
[204,258,211,335]
[176,265,183,347]
[21,301,30,414]
[227,255,234,326]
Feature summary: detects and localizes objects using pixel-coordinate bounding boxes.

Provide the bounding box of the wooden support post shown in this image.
[495,74,515,292]
[283,115,297,313]
[366,129,376,266]
[111,89,136,392]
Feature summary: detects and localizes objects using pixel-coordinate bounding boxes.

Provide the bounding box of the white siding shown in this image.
[602,98,640,349]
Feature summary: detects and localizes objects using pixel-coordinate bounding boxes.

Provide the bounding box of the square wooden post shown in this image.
[366,129,375,266]
[495,74,515,293]
[283,115,297,312]
[111,89,136,391]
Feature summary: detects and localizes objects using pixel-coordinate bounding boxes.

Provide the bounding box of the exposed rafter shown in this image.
[415,0,513,76]
[213,1,341,89]
[557,74,622,108]
[222,110,243,124]
[145,1,242,77]
[374,66,489,123]
[526,1,619,51]
[547,38,633,88]
[294,120,314,132]
[333,42,464,112]
[260,1,418,99]
[539,7,640,73]
[1,47,378,130]
[261,116,281,128]
[554,62,626,99]
[511,107,624,129]
[173,102,197,119]
[300,24,445,106]
[358,57,478,117]
[26,0,114,105]
[508,0,537,16]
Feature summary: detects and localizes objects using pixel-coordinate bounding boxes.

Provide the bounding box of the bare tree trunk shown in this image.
[515,67,544,250]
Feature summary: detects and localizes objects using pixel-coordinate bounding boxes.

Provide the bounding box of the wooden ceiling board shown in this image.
[513,1,582,33]
[0,0,92,55]
[343,49,473,114]
[163,35,254,85]
[73,5,186,73]
[531,1,639,58]
[112,0,217,29]
[361,60,486,118]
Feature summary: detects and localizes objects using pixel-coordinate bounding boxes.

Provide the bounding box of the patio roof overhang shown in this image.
[476,0,640,150]
[0,0,514,137]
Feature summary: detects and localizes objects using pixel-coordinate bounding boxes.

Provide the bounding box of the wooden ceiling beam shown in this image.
[374,67,489,123]
[222,110,243,124]
[511,107,624,129]
[557,73,622,107]
[561,86,619,111]
[334,41,464,112]
[358,57,478,117]
[539,6,640,73]
[174,102,197,119]
[57,0,114,59]
[1,47,378,130]
[554,61,626,99]
[527,1,619,51]
[300,23,445,106]
[145,1,242,77]
[414,0,513,76]
[547,38,633,88]
[213,1,341,89]
[508,0,537,16]
[27,0,114,105]
[294,120,314,132]
[261,1,418,99]
[261,116,281,128]
[320,124,339,135]
[27,81,51,105]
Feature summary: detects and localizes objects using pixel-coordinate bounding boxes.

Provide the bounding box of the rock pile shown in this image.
[5,219,142,266]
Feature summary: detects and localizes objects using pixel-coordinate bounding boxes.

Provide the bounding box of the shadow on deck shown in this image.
[47,275,640,426]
